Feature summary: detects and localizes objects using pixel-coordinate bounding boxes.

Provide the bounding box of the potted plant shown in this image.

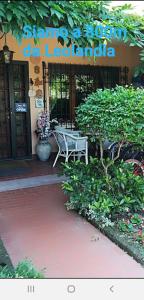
[35,111,58,161]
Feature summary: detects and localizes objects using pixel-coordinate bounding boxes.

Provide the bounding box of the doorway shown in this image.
[0,61,32,159]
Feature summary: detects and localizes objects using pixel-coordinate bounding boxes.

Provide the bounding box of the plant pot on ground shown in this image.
[36,139,52,161]
[35,111,58,161]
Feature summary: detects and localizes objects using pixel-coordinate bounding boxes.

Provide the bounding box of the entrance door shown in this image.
[0,61,31,159]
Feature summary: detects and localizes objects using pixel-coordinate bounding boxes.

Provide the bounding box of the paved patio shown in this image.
[0,175,66,192]
[0,183,144,278]
[0,156,61,181]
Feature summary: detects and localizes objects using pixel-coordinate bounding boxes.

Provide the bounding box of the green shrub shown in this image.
[76,86,144,144]
[0,260,44,278]
[62,159,144,223]
[63,86,144,227]
[76,86,144,177]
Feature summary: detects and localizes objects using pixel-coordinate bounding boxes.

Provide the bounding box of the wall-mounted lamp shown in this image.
[0,33,15,63]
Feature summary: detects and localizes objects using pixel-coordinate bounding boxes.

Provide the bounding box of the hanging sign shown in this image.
[15,103,27,112]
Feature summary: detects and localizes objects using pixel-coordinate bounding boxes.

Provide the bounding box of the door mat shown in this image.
[0,161,31,177]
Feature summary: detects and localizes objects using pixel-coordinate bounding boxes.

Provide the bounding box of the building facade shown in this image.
[0,33,141,159]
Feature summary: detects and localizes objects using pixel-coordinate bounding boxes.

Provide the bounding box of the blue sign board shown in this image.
[15,103,27,112]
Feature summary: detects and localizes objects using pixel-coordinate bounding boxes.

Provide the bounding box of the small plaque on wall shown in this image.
[15,103,27,112]
[35,97,44,108]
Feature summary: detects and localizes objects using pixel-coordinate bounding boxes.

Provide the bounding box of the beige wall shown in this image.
[1,34,141,154]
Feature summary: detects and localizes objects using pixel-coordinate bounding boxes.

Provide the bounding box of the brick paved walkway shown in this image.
[0,183,144,278]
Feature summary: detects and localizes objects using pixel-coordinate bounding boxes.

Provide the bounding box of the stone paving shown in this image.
[0,175,66,192]
[0,183,144,278]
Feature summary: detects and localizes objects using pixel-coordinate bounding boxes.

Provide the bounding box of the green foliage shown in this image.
[0,260,44,278]
[63,84,144,231]
[118,220,136,233]
[134,231,144,243]
[131,213,143,225]
[117,215,144,245]
[76,86,144,145]
[133,50,144,77]
[0,0,144,57]
[133,63,144,78]
[76,85,144,177]
[62,159,144,223]
[0,0,109,45]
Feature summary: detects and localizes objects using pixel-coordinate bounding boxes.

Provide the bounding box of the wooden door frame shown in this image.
[7,61,32,159]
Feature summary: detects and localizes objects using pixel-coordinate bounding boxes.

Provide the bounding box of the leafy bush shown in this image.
[0,260,44,279]
[76,86,144,144]
[76,86,144,177]
[62,159,144,223]
[117,214,144,245]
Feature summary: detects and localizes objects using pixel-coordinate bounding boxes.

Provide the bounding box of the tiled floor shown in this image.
[0,184,144,278]
[0,156,61,181]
